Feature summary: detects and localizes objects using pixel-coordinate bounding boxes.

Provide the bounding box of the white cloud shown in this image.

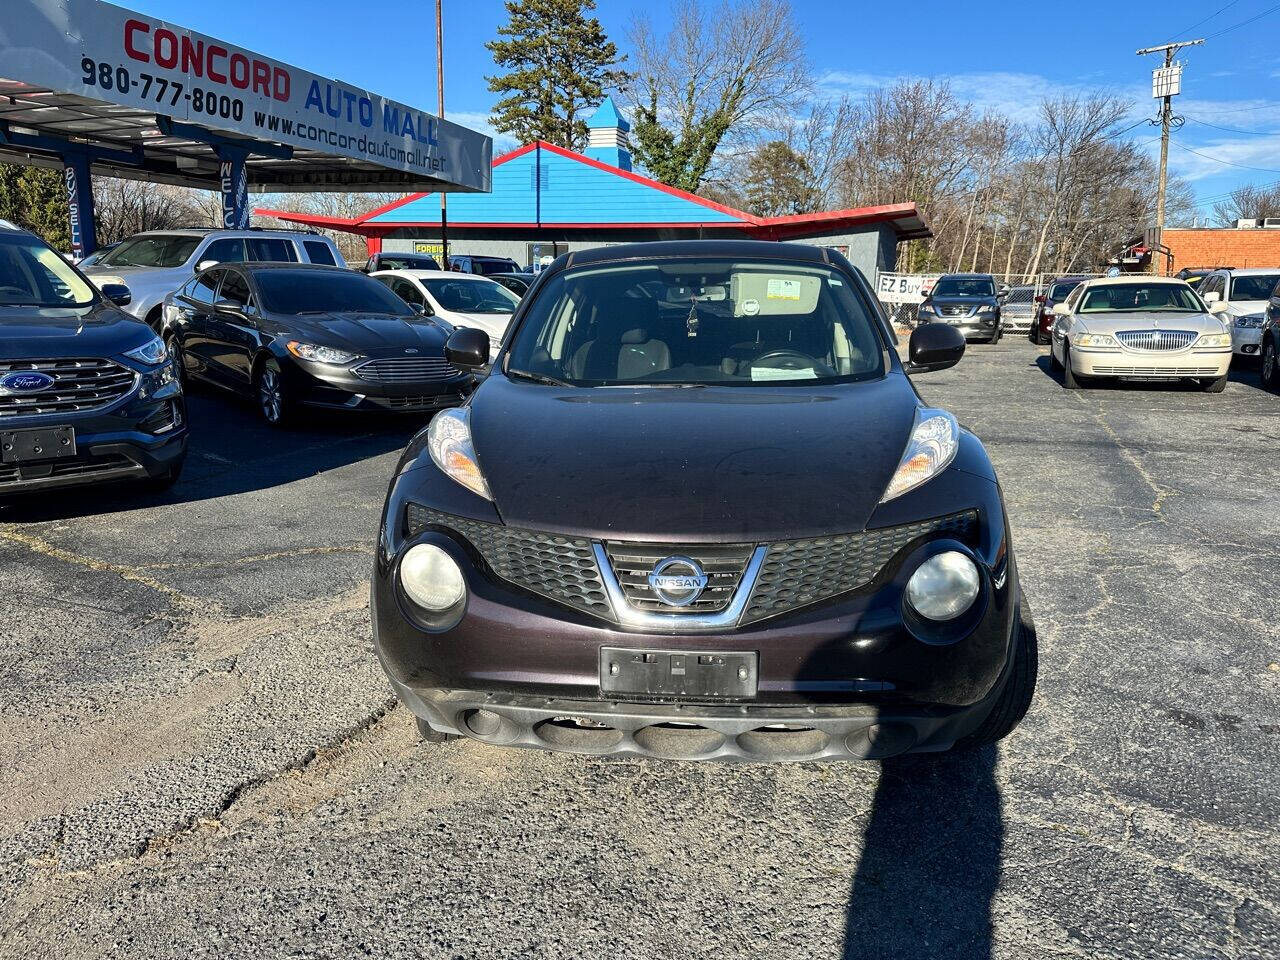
[445,110,518,153]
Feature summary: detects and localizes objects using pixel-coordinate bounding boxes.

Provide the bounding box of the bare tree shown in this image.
[91,178,218,244]
[626,0,810,191]
[1212,182,1280,225]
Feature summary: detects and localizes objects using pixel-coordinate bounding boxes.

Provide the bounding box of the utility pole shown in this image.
[1137,38,1202,274]
[436,0,449,269]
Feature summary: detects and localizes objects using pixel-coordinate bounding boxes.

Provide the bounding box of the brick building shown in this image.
[1115,226,1280,274]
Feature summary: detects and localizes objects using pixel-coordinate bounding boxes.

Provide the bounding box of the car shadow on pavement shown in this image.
[844,746,1002,960]
[1032,353,1270,394]
[0,390,424,522]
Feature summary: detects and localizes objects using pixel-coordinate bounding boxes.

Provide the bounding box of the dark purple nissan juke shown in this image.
[372,240,1036,762]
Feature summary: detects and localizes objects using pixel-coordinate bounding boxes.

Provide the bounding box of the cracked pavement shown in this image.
[1,341,1277,959]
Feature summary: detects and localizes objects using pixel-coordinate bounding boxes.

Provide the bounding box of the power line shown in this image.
[1203,1,1280,40]
[1170,139,1280,174]
[1182,116,1274,136]
[1167,0,1242,42]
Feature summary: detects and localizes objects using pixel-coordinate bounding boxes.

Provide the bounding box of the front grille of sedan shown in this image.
[1115,329,1198,351]
[603,542,755,614]
[352,357,460,384]
[0,358,137,418]
[406,505,979,627]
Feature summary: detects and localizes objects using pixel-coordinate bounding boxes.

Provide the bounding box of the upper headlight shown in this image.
[880,407,959,503]
[1196,332,1232,348]
[285,341,362,365]
[1235,314,1264,328]
[124,336,168,366]
[427,407,491,500]
[917,304,935,315]
[1075,333,1117,348]
[976,304,997,314]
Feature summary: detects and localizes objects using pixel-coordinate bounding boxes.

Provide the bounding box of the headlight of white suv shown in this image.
[285,341,362,364]
[1075,333,1117,348]
[1235,314,1264,329]
[427,407,491,500]
[880,407,959,503]
[124,336,168,366]
[1196,333,1232,348]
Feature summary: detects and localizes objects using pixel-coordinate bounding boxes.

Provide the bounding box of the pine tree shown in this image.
[485,0,626,151]
[744,141,820,218]
[0,163,70,249]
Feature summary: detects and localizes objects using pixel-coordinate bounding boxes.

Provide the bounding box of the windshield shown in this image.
[377,254,438,270]
[0,233,98,308]
[505,257,886,386]
[1079,283,1203,314]
[256,270,414,315]
[424,277,519,314]
[101,234,201,268]
[1230,274,1280,301]
[932,276,995,297]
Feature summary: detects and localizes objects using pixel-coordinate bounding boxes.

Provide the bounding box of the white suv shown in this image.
[82,229,345,331]
[1197,268,1280,359]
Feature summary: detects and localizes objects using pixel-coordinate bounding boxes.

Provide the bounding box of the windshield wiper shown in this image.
[507,368,572,387]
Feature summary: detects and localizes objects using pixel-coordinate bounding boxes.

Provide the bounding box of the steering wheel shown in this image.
[747,348,837,378]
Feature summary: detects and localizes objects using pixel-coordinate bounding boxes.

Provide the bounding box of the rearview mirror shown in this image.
[905,322,965,374]
[100,282,131,307]
[1203,291,1221,303]
[1052,303,1071,317]
[196,259,219,272]
[1209,299,1230,314]
[444,327,489,368]
[411,302,435,318]
[213,299,245,317]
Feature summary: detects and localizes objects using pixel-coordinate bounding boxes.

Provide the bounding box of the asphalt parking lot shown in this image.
[2,339,1277,960]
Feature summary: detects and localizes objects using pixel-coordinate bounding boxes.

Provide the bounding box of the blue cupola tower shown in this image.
[584,95,632,172]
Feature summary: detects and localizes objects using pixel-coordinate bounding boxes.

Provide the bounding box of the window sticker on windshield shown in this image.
[750,365,818,382]
[767,278,802,301]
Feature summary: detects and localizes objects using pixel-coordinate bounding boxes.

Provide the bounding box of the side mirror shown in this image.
[213,299,245,317]
[411,302,435,318]
[1034,294,1046,304]
[100,282,131,307]
[905,322,965,373]
[1203,291,1221,303]
[1209,299,1230,314]
[196,259,218,272]
[998,284,1011,298]
[1052,303,1071,317]
[444,327,489,368]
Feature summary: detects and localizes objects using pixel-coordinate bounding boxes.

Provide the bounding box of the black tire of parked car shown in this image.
[1062,344,1082,388]
[1200,373,1228,393]
[254,357,295,427]
[1263,339,1280,392]
[953,598,1038,750]
[1029,326,1040,345]
[141,454,185,493]
[164,334,187,392]
[416,715,461,743]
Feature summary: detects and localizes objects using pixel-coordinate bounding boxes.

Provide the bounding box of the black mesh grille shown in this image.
[603,542,754,613]
[741,511,978,624]
[406,504,613,621]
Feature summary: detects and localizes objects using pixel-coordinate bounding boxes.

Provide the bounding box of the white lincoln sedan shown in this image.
[1049,277,1234,392]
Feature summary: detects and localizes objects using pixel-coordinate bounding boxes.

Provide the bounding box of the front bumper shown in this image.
[1071,347,1232,378]
[288,359,473,414]
[373,457,1019,759]
[0,364,187,495]
[1232,327,1263,355]
[936,314,999,340]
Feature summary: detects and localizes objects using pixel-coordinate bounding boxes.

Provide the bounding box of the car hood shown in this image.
[0,303,156,360]
[1227,300,1268,315]
[1077,311,1224,333]
[468,373,920,542]
[929,295,997,308]
[282,312,451,352]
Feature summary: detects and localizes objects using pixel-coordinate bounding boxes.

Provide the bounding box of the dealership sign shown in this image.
[875,272,940,305]
[0,0,492,191]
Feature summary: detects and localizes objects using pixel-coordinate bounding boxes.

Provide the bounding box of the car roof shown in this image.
[234,262,353,273]
[1082,275,1191,287]
[1220,267,1280,275]
[370,268,495,280]
[566,239,831,268]
[936,272,995,279]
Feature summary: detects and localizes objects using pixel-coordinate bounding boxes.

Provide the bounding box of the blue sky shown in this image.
[123,0,1280,217]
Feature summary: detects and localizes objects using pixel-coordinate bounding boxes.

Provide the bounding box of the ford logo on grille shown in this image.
[647,556,709,607]
[0,371,55,393]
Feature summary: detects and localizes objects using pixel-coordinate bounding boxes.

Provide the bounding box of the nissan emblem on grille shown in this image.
[646,556,709,607]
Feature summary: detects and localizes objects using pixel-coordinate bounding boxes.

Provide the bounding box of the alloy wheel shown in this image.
[258,367,283,423]
[1264,342,1277,388]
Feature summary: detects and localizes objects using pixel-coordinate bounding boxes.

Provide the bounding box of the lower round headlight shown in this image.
[400,543,465,611]
[905,551,980,621]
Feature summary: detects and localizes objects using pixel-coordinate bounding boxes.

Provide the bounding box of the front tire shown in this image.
[1263,339,1280,392]
[140,454,184,493]
[1062,344,1082,388]
[254,358,295,427]
[954,599,1038,750]
[1200,373,1228,393]
[415,715,460,743]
